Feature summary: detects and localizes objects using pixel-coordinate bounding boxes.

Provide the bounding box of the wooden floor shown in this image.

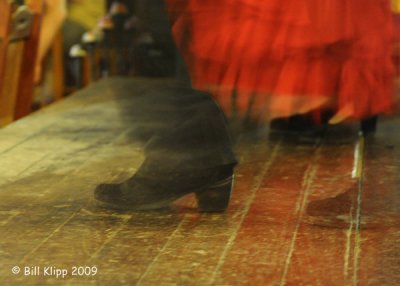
[0,78,400,286]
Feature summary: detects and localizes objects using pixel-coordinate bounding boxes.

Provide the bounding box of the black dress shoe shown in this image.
[94,164,235,212]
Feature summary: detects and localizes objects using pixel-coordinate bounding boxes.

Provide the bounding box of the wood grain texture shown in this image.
[0,78,399,285]
[0,41,24,126]
[14,0,44,120]
[0,0,13,126]
[0,0,12,84]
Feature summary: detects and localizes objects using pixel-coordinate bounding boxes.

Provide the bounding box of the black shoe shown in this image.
[270,114,327,135]
[360,116,378,134]
[94,164,235,212]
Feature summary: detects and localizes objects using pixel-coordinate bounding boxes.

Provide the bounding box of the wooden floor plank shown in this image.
[0,78,399,285]
[134,142,277,286]
[213,140,320,285]
[357,119,400,286]
[0,130,139,282]
[284,139,360,286]
[0,88,145,283]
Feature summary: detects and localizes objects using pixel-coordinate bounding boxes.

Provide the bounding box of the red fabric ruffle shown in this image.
[166,0,395,121]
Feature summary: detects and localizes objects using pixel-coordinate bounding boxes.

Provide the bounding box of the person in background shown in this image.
[62,0,105,53]
[34,0,67,84]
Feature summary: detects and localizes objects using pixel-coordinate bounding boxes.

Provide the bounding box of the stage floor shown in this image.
[0,78,399,285]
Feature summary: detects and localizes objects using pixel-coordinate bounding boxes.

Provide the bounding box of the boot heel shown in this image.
[195,176,234,212]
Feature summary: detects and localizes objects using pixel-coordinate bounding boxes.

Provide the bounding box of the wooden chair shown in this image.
[0,0,43,127]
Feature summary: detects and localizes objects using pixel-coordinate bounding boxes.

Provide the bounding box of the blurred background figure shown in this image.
[34,0,67,84]
[33,0,105,107]
[62,0,105,53]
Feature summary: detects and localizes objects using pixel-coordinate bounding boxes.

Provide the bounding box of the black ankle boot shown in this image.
[94,162,235,212]
[94,84,237,212]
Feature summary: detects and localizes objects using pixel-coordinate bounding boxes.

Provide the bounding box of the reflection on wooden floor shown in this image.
[0,78,400,285]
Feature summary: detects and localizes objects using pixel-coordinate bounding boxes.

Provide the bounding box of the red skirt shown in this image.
[166,0,395,122]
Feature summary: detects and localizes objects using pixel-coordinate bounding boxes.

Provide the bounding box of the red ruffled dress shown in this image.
[166,0,396,123]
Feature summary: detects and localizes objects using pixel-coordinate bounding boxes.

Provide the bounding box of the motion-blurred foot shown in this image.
[94,163,235,212]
